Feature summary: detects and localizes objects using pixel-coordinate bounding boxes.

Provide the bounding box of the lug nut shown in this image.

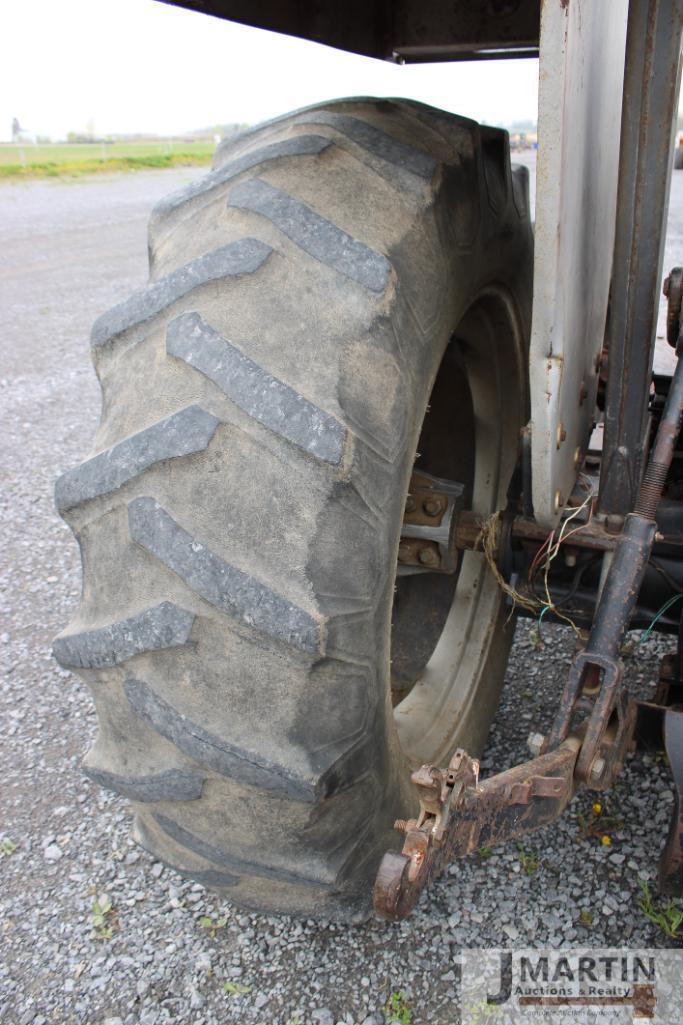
[418,546,439,568]
[405,495,416,513]
[423,497,442,517]
[556,422,567,449]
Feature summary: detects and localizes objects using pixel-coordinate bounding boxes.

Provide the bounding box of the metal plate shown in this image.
[159,0,540,63]
[530,0,628,527]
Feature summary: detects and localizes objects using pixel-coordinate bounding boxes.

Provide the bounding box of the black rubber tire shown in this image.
[54,98,533,920]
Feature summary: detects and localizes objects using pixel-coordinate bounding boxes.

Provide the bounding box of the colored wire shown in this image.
[479,483,595,639]
[540,490,593,618]
[635,594,680,639]
[527,529,555,585]
[536,602,552,641]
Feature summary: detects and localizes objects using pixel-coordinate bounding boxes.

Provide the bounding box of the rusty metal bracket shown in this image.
[374,748,479,920]
[374,740,579,920]
[398,471,464,573]
[545,650,639,790]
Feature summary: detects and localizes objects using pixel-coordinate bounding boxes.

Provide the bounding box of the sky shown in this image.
[0,0,542,141]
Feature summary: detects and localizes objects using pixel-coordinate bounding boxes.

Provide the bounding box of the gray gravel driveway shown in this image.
[0,163,681,1025]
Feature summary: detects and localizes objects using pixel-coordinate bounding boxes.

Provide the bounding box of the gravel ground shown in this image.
[1,161,682,1025]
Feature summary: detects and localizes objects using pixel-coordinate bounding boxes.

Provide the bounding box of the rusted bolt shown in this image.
[589,756,606,784]
[527,732,545,758]
[578,381,588,405]
[556,422,567,449]
[605,514,624,535]
[394,819,409,833]
[554,490,564,513]
[423,497,442,517]
[573,446,582,470]
[405,495,416,513]
[418,546,439,568]
[398,542,411,562]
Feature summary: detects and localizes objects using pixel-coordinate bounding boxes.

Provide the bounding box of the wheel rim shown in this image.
[392,288,527,767]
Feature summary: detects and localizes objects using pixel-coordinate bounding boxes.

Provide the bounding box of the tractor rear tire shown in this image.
[54,98,533,920]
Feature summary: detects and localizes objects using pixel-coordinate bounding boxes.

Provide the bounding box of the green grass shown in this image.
[638,879,683,940]
[0,141,214,180]
[224,982,253,997]
[90,893,115,941]
[199,913,227,938]
[517,843,539,875]
[385,991,412,1025]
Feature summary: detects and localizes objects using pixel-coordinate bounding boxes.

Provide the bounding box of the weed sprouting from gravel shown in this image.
[0,838,17,856]
[517,845,539,875]
[90,893,114,940]
[576,799,624,844]
[385,990,413,1025]
[638,880,683,940]
[224,982,253,997]
[200,914,228,938]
